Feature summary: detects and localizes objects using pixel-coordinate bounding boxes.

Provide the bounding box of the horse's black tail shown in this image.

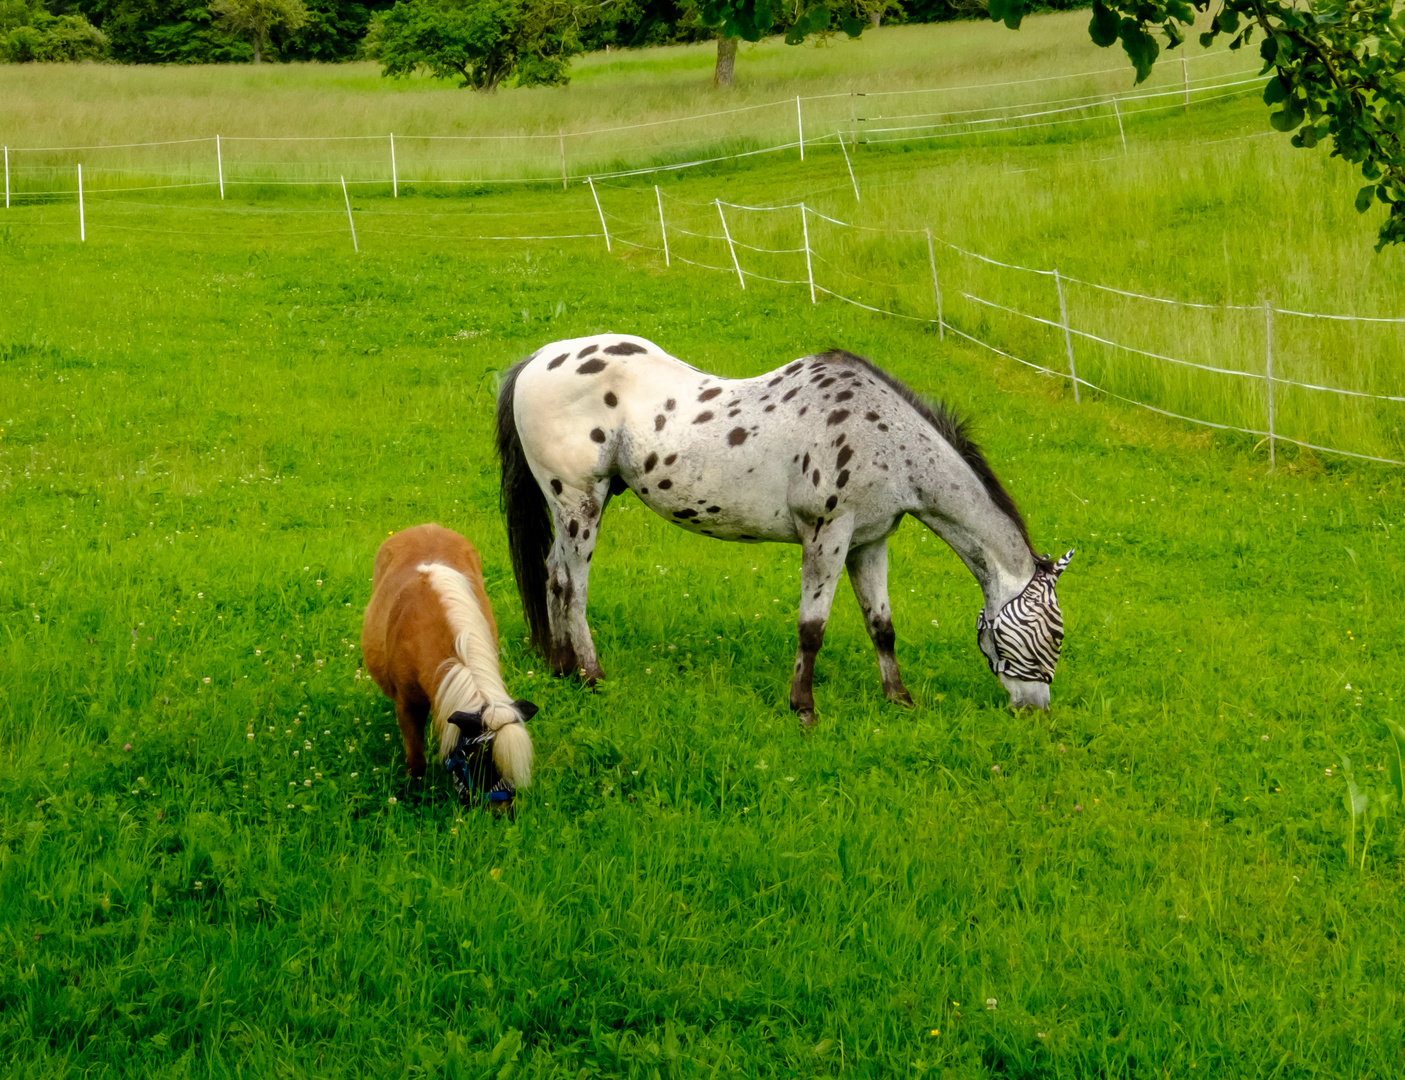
[496,360,552,659]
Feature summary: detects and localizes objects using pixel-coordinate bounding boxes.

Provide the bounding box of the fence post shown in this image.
[390,133,398,198]
[1054,269,1079,404]
[4,146,8,209]
[655,185,670,268]
[587,176,610,253]
[216,135,224,199]
[1181,55,1190,112]
[837,132,860,202]
[925,228,943,341]
[340,176,358,253]
[77,163,85,242]
[559,131,567,191]
[1111,97,1127,154]
[796,95,804,162]
[716,200,745,291]
[800,203,815,305]
[1264,300,1276,468]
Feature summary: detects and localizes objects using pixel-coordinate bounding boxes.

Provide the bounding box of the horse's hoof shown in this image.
[887,690,915,708]
[796,708,816,729]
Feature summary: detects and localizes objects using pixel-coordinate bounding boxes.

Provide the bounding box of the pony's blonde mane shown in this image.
[418,561,533,788]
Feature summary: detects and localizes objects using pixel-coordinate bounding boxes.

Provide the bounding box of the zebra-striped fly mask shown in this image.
[976,550,1074,685]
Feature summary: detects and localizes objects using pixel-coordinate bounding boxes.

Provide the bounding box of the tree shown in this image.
[368,0,592,91]
[1,0,109,60]
[694,0,891,87]
[986,0,1405,249]
[210,0,308,62]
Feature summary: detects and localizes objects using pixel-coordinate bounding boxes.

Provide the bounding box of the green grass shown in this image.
[4,18,1405,1078]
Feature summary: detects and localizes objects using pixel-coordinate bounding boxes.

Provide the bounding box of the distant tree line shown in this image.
[0,0,1095,64]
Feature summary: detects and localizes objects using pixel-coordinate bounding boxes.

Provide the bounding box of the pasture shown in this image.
[3,15,1405,1078]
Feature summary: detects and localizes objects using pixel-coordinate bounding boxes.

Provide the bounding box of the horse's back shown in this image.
[363,524,496,703]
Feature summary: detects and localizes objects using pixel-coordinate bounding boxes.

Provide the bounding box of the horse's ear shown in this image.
[513,700,539,723]
[1053,549,1075,578]
[448,709,486,737]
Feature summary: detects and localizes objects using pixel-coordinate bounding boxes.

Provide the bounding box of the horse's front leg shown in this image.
[789,514,856,727]
[546,479,611,684]
[846,538,914,707]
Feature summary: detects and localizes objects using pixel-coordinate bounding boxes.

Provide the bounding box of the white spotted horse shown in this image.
[495,335,1073,723]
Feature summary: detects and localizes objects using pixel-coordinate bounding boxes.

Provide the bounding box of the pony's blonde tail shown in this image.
[419,562,533,788]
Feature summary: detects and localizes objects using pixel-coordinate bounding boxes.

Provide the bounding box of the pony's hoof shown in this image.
[887,690,915,708]
[796,708,816,729]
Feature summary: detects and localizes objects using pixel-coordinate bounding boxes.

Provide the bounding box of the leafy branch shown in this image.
[987,0,1405,249]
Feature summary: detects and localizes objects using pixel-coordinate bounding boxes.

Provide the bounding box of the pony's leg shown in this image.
[789,515,856,726]
[846,538,914,707]
[395,699,429,779]
[545,479,611,683]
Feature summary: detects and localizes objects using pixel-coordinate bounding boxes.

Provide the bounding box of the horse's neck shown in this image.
[911,467,1036,610]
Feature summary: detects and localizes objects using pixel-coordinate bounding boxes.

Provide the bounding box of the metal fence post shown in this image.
[1111,97,1127,154]
[1054,269,1079,403]
[390,133,398,198]
[801,203,815,305]
[655,185,669,268]
[837,132,860,201]
[77,164,85,241]
[340,176,358,253]
[716,200,745,290]
[1265,300,1276,468]
[216,135,224,199]
[796,95,804,161]
[925,228,943,341]
[587,176,610,253]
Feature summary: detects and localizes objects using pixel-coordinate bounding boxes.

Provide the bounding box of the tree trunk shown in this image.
[871,10,882,27]
[714,36,737,89]
[253,34,262,64]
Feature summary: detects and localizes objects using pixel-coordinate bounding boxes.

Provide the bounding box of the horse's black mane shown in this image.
[820,350,1052,572]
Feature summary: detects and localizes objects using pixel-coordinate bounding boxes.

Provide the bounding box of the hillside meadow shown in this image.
[3,13,1405,1079]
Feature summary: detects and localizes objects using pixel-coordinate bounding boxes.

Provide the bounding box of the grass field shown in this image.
[4,15,1405,1079]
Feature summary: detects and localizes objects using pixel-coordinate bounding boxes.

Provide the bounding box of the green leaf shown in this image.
[988,0,1025,30]
[1263,76,1289,105]
[839,16,865,37]
[1199,30,1217,48]
[1089,2,1118,48]
[1386,720,1405,801]
[1270,98,1306,131]
[1119,23,1160,83]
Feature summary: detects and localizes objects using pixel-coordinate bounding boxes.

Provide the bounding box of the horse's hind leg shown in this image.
[395,698,430,779]
[846,538,913,707]
[545,479,611,683]
[789,514,856,726]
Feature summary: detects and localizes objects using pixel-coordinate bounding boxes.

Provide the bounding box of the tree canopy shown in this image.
[988,0,1405,247]
[368,0,591,90]
[210,0,307,62]
[693,0,892,85]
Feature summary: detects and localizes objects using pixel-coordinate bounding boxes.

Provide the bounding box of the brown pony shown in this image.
[362,523,534,801]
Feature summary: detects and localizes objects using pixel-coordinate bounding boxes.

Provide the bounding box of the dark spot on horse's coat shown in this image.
[728,409,741,418]
[673,509,698,519]
[813,518,824,541]
[590,428,606,443]
[785,362,803,375]
[798,407,808,417]
[835,390,853,402]
[577,358,608,375]
[639,487,648,495]
[604,392,618,407]
[547,353,569,370]
[664,453,677,465]
[727,428,748,446]
[699,387,722,402]
[825,495,838,511]
[707,506,721,513]
[644,452,658,473]
[587,551,593,562]
[811,470,820,486]
[802,452,810,472]
[657,479,672,490]
[837,447,853,468]
[550,478,563,495]
[819,377,837,388]
[694,411,713,424]
[768,376,784,387]
[866,411,880,421]
[577,344,598,358]
[583,529,590,540]
[760,395,770,402]
[764,404,775,412]
[810,374,826,384]
[568,520,579,538]
[833,433,846,447]
[604,342,645,355]
[828,409,850,426]
[793,454,800,462]
[782,388,800,402]
[666,398,676,410]
[837,470,851,488]
[740,534,756,540]
[655,415,666,431]
[877,423,889,432]
[702,529,714,535]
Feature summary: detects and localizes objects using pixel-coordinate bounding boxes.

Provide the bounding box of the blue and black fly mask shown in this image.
[444,703,536,811]
[976,550,1074,686]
